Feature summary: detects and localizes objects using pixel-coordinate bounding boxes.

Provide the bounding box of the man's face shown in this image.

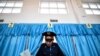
[45,36,54,47]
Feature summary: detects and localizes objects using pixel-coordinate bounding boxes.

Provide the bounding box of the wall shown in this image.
[0,0,100,24]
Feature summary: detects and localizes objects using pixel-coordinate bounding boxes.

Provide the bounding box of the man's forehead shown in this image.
[45,36,54,38]
[45,36,53,38]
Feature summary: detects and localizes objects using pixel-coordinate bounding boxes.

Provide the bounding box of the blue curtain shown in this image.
[52,24,100,56]
[0,35,26,56]
[56,35,75,56]
[56,35,100,56]
[73,35,100,56]
[0,24,100,56]
[0,24,47,56]
[28,35,42,56]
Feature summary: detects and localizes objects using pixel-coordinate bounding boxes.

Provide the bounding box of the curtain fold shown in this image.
[56,35,75,56]
[29,35,43,56]
[73,35,100,56]
[0,35,26,56]
[56,35,100,56]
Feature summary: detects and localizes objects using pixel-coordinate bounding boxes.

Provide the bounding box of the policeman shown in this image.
[36,31,64,56]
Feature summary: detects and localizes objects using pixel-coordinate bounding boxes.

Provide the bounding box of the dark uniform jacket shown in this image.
[36,43,64,56]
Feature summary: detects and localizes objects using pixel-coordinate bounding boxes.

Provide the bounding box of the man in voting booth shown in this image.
[36,31,64,56]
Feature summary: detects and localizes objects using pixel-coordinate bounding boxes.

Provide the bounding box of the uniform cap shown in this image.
[42,31,56,36]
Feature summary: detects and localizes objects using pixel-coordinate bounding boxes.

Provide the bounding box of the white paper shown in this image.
[20,49,31,56]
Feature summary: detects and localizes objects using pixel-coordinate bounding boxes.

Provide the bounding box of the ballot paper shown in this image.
[20,49,31,56]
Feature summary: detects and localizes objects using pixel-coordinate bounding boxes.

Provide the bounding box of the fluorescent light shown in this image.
[82,4,89,8]
[12,8,21,13]
[50,9,58,14]
[85,9,93,14]
[2,8,12,13]
[0,8,3,13]
[0,2,6,7]
[40,9,49,14]
[58,3,65,8]
[6,2,14,7]
[58,9,67,14]
[93,10,100,15]
[50,2,57,8]
[41,2,49,8]
[14,2,23,7]
[89,4,97,9]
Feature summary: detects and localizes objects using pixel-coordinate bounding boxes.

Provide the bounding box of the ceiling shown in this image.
[0,0,22,1]
[81,0,100,3]
[41,0,66,2]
